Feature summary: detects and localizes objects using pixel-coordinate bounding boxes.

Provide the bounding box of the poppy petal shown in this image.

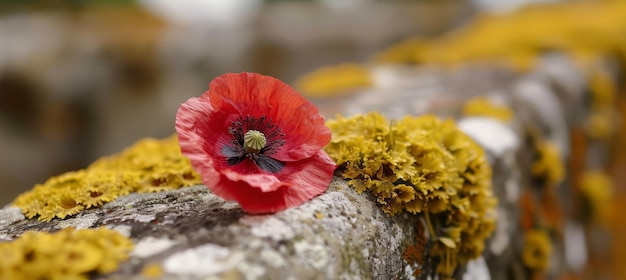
[176,72,337,214]
[175,98,221,190]
[221,159,288,193]
[207,72,331,162]
[212,150,336,214]
[176,97,243,168]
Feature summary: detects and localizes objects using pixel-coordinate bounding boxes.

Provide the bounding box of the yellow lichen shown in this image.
[589,68,617,110]
[584,109,617,140]
[295,63,373,98]
[298,0,626,127]
[461,96,514,122]
[583,67,620,140]
[374,39,428,64]
[12,135,202,221]
[314,212,324,219]
[531,141,565,188]
[325,112,497,278]
[141,263,164,279]
[521,229,552,271]
[0,227,133,280]
[375,1,626,69]
[579,170,614,225]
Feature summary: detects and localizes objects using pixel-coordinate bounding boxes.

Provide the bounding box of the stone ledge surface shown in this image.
[0,178,419,279]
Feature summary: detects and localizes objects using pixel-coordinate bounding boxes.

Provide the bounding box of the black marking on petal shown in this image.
[255,155,284,173]
[223,145,246,166]
[222,145,244,158]
[227,156,245,166]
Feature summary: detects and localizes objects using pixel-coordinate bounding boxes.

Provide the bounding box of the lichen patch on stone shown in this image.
[131,237,177,258]
[325,112,497,278]
[259,249,287,268]
[294,240,330,270]
[11,135,202,222]
[241,216,295,242]
[0,227,133,279]
[132,214,156,223]
[0,207,25,227]
[56,213,99,229]
[163,243,241,276]
[108,224,133,237]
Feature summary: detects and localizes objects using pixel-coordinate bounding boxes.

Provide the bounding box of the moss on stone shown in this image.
[462,96,514,123]
[296,63,373,98]
[12,135,202,221]
[521,229,552,271]
[579,170,614,225]
[531,140,565,188]
[325,112,497,278]
[0,227,133,279]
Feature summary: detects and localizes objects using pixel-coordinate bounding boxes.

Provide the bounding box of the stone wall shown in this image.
[1,52,620,279]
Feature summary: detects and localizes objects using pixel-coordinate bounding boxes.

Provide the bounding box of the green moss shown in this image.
[12,135,202,221]
[325,112,497,278]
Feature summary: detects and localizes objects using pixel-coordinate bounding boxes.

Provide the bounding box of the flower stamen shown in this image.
[244,130,266,153]
[224,116,286,173]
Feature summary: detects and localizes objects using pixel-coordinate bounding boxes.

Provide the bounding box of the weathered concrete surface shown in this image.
[0,179,419,279]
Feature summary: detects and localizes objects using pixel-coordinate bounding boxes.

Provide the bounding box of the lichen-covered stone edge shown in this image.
[1,178,420,279]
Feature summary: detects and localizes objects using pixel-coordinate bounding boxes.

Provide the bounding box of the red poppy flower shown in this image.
[175,72,336,213]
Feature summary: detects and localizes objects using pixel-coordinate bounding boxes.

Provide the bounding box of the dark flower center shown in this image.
[223,115,286,173]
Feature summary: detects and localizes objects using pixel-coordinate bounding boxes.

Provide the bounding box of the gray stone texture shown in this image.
[1,53,616,279]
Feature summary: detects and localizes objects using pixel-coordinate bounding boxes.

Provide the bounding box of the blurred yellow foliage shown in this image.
[462,96,514,122]
[580,170,614,225]
[376,1,626,68]
[299,1,626,99]
[522,229,553,271]
[532,141,565,188]
[12,135,202,221]
[141,263,165,279]
[585,68,620,140]
[584,109,618,140]
[0,227,133,280]
[296,63,373,97]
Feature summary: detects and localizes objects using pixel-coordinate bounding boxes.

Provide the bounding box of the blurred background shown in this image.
[0,0,506,204]
[1,0,625,279]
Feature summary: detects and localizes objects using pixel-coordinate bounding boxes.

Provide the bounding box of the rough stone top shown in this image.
[1,178,418,279]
